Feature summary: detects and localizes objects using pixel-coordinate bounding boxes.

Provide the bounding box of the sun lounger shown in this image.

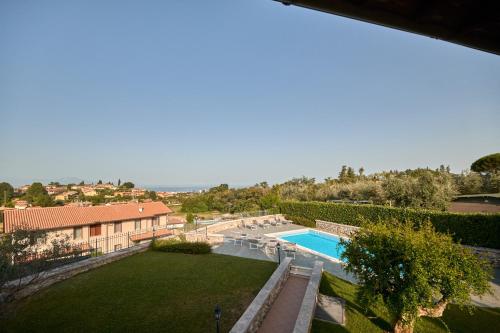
[263,220,271,228]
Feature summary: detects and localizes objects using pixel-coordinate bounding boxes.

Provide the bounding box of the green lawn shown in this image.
[2,251,276,333]
[312,272,500,333]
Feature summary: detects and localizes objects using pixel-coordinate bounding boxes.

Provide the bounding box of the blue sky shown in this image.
[1,0,499,187]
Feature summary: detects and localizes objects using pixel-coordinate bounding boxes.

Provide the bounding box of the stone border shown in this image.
[230,257,293,333]
[1,242,150,304]
[185,214,285,244]
[293,260,324,333]
[316,220,359,238]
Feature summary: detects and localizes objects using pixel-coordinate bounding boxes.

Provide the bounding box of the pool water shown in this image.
[279,230,345,261]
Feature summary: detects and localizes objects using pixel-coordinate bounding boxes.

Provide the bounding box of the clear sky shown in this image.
[1,0,499,187]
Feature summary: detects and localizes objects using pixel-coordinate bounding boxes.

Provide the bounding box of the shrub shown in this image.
[151,239,211,255]
[284,215,315,228]
[279,201,500,249]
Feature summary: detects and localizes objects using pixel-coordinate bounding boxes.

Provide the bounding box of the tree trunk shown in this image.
[418,300,448,318]
[394,318,414,333]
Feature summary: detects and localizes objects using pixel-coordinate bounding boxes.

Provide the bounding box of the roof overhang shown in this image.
[273,0,500,55]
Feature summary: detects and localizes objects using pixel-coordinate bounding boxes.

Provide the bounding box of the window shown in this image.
[73,227,83,239]
[114,244,122,251]
[152,217,159,226]
[135,220,141,230]
[114,222,122,233]
[89,224,101,237]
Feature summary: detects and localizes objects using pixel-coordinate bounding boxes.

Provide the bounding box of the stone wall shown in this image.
[185,214,284,244]
[1,242,150,304]
[230,257,292,333]
[315,220,360,237]
[293,260,324,333]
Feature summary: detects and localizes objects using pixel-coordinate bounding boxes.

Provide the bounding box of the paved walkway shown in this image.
[258,275,309,333]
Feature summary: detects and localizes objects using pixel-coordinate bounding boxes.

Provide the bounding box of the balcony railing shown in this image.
[72,224,174,256]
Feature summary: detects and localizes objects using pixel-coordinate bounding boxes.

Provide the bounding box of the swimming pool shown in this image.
[278,230,345,261]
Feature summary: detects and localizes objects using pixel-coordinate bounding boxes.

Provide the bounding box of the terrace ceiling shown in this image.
[273,0,500,55]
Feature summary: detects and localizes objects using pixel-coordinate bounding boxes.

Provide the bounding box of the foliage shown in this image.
[283,214,315,228]
[181,183,276,214]
[340,221,492,333]
[382,169,456,210]
[311,271,500,333]
[24,182,54,207]
[0,226,73,301]
[186,213,195,224]
[471,153,500,173]
[121,182,135,189]
[0,182,14,205]
[454,169,500,194]
[151,239,211,254]
[279,200,500,248]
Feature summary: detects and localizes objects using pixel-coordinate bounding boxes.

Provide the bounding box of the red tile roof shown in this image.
[3,201,172,233]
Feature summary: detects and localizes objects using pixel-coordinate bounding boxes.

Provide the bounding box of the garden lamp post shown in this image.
[214,304,222,333]
[276,242,281,265]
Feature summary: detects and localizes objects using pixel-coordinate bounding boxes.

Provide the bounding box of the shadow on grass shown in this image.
[319,272,393,332]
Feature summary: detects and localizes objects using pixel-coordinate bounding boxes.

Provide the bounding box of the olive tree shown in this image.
[340,221,492,333]
[0,226,72,303]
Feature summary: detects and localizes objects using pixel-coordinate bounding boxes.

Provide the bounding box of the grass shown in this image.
[2,251,276,333]
[311,271,500,333]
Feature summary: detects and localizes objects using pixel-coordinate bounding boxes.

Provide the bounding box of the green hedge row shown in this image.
[283,215,316,228]
[279,201,500,249]
[151,239,212,254]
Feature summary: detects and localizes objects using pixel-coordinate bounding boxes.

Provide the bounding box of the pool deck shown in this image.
[213,224,500,307]
[212,224,355,283]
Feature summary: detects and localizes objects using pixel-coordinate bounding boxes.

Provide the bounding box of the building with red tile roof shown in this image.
[3,201,173,233]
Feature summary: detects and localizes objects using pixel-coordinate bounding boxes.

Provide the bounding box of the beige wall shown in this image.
[41,214,170,253]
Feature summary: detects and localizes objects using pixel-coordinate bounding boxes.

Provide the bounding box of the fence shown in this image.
[73,224,174,257]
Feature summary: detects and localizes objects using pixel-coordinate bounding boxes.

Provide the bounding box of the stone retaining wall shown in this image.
[230,257,292,333]
[1,242,150,304]
[185,214,284,244]
[293,261,324,333]
[315,220,360,237]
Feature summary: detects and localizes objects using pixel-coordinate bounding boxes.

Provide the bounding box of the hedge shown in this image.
[283,215,316,228]
[151,239,211,254]
[279,201,500,249]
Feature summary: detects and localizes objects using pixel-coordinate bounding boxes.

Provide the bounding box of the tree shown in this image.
[339,165,348,183]
[186,213,195,224]
[97,180,102,185]
[118,179,121,187]
[121,182,134,189]
[24,183,54,207]
[341,221,491,333]
[358,167,365,178]
[471,153,500,174]
[1,226,72,303]
[0,182,14,206]
[79,181,85,186]
[455,170,483,194]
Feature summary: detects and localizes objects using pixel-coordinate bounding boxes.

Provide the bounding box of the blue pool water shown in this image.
[279,230,345,260]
